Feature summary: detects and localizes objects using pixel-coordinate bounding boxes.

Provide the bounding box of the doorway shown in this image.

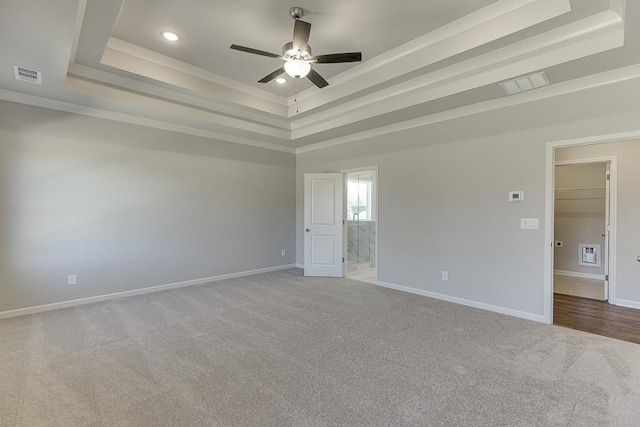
[553,161,610,301]
[544,141,619,326]
[344,169,377,284]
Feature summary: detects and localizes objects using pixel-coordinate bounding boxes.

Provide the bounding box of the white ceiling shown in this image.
[0,0,638,153]
[111,0,498,94]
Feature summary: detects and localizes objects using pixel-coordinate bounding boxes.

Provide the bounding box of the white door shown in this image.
[304,173,343,277]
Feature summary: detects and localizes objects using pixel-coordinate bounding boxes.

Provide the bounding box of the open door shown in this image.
[304,173,343,277]
[604,163,611,300]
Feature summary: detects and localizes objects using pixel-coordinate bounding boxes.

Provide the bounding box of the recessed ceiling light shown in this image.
[161,31,180,42]
[275,77,287,84]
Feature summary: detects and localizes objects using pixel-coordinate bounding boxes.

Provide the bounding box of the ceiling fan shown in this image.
[230,7,362,88]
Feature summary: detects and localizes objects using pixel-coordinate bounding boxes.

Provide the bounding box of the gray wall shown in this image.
[554,163,606,275]
[0,100,296,312]
[296,77,640,318]
[556,140,640,305]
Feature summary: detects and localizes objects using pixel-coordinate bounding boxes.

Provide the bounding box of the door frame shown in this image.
[342,166,379,283]
[545,136,623,324]
[554,157,616,301]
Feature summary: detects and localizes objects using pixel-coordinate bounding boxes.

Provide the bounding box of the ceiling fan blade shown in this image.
[258,68,286,83]
[292,20,311,51]
[230,44,281,59]
[307,68,329,88]
[312,52,362,63]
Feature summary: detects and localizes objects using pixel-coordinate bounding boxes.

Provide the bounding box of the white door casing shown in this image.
[552,156,617,312]
[604,163,611,300]
[304,173,343,277]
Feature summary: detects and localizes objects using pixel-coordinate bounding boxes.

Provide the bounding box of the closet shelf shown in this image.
[554,186,606,201]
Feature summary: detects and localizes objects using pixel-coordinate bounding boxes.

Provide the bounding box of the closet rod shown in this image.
[555,187,605,191]
[555,197,606,201]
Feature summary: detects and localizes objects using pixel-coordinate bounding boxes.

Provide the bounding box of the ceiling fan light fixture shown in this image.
[282,42,311,60]
[284,59,311,79]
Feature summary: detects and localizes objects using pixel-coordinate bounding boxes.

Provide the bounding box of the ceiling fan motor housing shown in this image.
[283,42,311,60]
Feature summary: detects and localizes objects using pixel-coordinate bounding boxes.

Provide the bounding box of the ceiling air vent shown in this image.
[500,71,549,95]
[13,65,42,84]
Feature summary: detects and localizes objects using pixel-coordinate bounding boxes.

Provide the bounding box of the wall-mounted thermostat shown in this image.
[509,191,524,202]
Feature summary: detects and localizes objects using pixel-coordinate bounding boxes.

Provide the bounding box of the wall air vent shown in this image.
[500,71,549,95]
[13,65,42,84]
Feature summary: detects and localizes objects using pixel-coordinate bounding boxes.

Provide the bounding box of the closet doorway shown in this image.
[553,158,615,302]
[344,168,377,284]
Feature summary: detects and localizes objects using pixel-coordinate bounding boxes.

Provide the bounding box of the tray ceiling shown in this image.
[1,0,638,153]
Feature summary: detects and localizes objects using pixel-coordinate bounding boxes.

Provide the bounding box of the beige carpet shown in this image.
[1,268,639,426]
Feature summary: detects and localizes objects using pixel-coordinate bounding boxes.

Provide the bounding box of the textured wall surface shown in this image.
[297,78,640,318]
[0,101,296,312]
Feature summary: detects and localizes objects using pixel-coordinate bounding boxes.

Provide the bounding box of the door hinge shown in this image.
[606,173,610,181]
[343,220,345,225]
[605,275,609,281]
[342,257,345,263]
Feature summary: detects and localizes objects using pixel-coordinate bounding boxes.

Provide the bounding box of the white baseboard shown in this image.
[377,281,546,323]
[0,264,296,320]
[614,299,640,310]
[295,263,304,269]
[554,270,605,281]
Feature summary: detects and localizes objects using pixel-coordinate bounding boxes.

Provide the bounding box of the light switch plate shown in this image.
[521,218,539,229]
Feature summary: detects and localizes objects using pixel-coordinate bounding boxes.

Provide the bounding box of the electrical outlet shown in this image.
[68,275,77,286]
[441,271,449,281]
[281,249,286,256]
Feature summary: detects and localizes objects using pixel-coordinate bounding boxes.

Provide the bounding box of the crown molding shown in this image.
[287,0,572,115]
[97,0,572,120]
[0,89,296,154]
[67,0,87,69]
[4,0,631,157]
[609,0,626,19]
[102,40,288,117]
[68,63,292,131]
[65,75,291,141]
[3,63,639,157]
[291,10,624,139]
[294,64,640,154]
[106,37,285,106]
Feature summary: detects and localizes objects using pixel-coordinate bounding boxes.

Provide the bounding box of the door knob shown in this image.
[306,228,310,232]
